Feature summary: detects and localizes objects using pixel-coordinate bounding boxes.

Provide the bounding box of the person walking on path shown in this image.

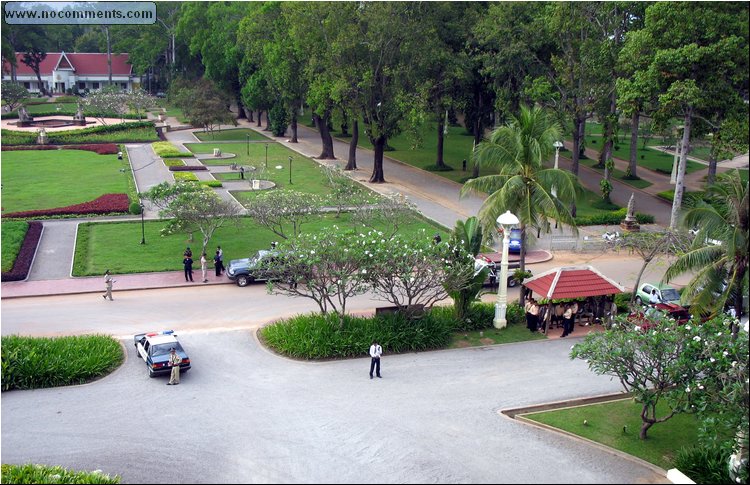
[102,270,115,301]
[200,252,208,283]
[183,255,194,282]
[167,348,182,385]
[369,340,383,379]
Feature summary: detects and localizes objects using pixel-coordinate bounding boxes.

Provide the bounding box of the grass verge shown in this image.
[1,221,28,272]
[1,464,120,484]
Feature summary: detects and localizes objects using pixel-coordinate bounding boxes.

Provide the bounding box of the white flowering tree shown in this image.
[361,230,452,317]
[244,190,323,240]
[570,312,700,440]
[142,181,242,256]
[125,89,156,121]
[351,193,418,239]
[82,86,128,124]
[264,228,372,323]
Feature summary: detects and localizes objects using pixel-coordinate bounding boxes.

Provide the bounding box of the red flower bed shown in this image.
[1,144,119,155]
[1,221,43,282]
[169,166,208,171]
[2,194,130,219]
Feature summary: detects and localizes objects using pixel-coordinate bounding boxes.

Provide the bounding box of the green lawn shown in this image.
[574,187,621,218]
[73,212,448,276]
[23,102,77,114]
[524,398,700,470]
[1,221,28,272]
[184,142,333,196]
[579,158,653,189]
[1,149,133,214]
[194,128,271,142]
[584,136,704,175]
[450,324,546,348]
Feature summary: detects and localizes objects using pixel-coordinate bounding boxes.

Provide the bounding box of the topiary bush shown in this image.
[129,202,142,215]
[269,103,289,137]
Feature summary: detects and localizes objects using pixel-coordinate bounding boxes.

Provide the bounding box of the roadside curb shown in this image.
[500,392,669,479]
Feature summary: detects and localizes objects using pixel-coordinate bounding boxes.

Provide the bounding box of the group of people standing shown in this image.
[182,245,225,283]
[526,297,617,338]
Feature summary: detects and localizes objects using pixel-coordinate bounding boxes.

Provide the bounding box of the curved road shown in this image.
[1,285,667,484]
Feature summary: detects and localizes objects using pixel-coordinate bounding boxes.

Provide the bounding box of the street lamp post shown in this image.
[140,202,146,245]
[288,156,293,184]
[494,210,520,329]
[552,140,563,198]
[265,143,268,169]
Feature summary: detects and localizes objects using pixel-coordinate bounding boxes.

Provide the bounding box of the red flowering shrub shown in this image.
[1,144,119,155]
[2,194,130,218]
[1,221,42,282]
[169,166,208,171]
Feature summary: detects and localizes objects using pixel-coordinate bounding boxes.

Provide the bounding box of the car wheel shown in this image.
[148,367,155,378]
[507,277,517,288]
[635,296,642,306]
[237,275,250,287]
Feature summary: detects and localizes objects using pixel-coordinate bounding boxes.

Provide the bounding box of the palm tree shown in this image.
[664,171,748,332]
[460,104,579,302]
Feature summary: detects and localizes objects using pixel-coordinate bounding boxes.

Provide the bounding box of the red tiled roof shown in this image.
[3,52,132,76]
[523,265,624,299]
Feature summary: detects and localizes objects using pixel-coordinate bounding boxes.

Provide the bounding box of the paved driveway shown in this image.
[1,329,666,484]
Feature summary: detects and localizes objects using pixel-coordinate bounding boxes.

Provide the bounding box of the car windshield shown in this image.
[510,229,521,238]
[152,343,183,357]
[660,289,680,301]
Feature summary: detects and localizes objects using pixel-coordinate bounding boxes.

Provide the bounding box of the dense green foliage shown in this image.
[1,122,158,145]
[151,141,192,158]
[574,207,654,226]
[0,464,120,484]
[1,334,124,391]
[673,445,733,485]
[260,302,526,360]
[1,221,28,272]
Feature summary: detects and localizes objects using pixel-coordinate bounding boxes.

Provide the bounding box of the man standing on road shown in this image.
[369,340,382,379]
[102,270,115,301]
[167,348,182,385]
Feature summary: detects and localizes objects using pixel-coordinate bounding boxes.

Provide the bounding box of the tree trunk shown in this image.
[315,112,335,159]
[237,98,245,119]
[597,91,617,168]
[345,119,358,170]
[257,110,262,127]
[33,68,47,96]
[706,148,718,186]
[370,136,386,183]
[435,117,447,169]
[246,108,254,123]
[669,108,693,230]
[340,111,349,137]
[264,110,271,131]
[628,111,639,178]
[104,26,112,87]
[640,421,653,440]
[290,109,298,143]
[518,222,527,305]
[472,128,482,178]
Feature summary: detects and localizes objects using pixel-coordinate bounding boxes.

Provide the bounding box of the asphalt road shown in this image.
[1,328,666,484]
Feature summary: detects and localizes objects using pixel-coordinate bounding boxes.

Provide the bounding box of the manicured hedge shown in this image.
[1,464,120,484]
[173,172,199,182]
[575,207,655,226]
[2,110,141,119]
[0,221,42,282]
[169,165,207,171]
[151,141,192,158]
[1,143,119,155]
[1,121,158,145]
[1,334,124,391]
[2,194,129,219]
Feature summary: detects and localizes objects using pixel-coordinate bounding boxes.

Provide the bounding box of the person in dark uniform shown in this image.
[183,255,194,282]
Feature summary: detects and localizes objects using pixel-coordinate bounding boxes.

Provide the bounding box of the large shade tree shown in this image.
[460,105,579,302]
[663,171,748,331]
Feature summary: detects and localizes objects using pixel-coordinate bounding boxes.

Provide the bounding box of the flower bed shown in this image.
[1,143,119,155]
[169,165,208,171]
[1,221,42,282]
[173,172,199,182]
[2,194,130,219]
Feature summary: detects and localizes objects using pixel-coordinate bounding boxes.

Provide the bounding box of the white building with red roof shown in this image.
[2,52,139,94]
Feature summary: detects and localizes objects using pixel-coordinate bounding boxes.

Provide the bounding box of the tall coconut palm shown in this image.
[460,104,579,302]
[664,171,748,331]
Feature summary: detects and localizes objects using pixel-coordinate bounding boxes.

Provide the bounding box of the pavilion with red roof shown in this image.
[523,265,624,300]
[2,52,138,95]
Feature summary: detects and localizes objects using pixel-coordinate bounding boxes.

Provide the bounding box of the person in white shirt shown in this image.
[369,341,382,379]
[649,289,660,306]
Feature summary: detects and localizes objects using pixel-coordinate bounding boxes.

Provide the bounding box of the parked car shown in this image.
[133,330,191,378]
[226,249,279,287]
[508,227,522,254]
[628,302,692,329]
[634,283,681,306]
[475,254,520,287]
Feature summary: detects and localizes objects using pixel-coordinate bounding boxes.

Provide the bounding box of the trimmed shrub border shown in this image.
[1,221,42,282]
[2,194,129,219]
[169,165,208,171]
[1,143,119,155]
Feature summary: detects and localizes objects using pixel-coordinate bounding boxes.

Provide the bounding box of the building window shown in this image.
[23,82,30,89]
[92,82,100,89]
[121,83,127,90]
[79,82,86,90]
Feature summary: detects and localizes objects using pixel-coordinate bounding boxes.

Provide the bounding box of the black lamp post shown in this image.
[246,134,250,156]
[265,143,268,169]
[140,202,146,245]
[288,156,293,184]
